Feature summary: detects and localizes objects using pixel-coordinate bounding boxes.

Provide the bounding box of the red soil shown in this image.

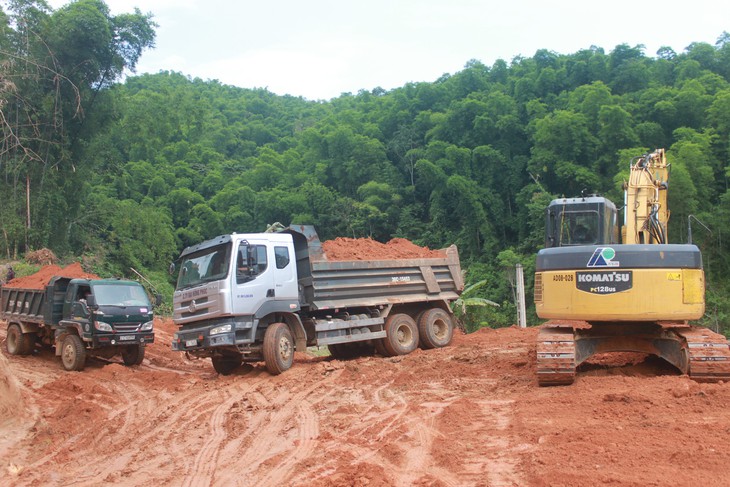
[4,262,100,290]
[322,237,446,260]
[2,321,729,486]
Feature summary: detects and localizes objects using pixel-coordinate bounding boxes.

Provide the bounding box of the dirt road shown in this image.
[2,319,729,486]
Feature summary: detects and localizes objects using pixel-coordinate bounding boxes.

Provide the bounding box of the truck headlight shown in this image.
[140,320,154,331]
[210,324,232,335]
[95,321,113,332]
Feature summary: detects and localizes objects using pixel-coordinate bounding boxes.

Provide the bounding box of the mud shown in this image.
[1,320,728,486]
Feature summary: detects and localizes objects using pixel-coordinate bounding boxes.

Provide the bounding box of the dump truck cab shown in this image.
[59,278,155,348]
[172,232,299,326]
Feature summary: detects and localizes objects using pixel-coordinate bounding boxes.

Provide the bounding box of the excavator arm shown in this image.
[623,148,670,245]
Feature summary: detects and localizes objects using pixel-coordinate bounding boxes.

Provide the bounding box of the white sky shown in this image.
[48,0,730,101]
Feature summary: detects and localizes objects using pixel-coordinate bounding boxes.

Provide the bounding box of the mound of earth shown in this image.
[322,236,446,260]
[4,262,100,289]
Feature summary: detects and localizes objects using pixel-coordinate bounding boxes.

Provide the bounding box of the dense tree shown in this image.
[0,0,155,256]
[3,7,730,332]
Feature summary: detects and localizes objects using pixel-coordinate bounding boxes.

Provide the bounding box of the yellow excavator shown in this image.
[533,149,730,385]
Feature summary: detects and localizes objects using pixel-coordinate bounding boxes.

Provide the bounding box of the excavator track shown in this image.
[536,323,730,385]
[678,327,730,382]
[536,326,576,386]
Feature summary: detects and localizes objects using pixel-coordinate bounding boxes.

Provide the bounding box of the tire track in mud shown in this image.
[450,398,527,486]
[12,370,160,486]
[181,391,235,487]
[400,400,461,487]
[148,382,253,484]
[1,338,245,487]
[298,371,425,486]
[259,400,320,487]
[215,366,341,486]
[342,383,464,487]
[70,380,146,485]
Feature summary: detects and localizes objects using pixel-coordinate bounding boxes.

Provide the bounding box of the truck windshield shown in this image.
[177,243,231,290]
[93,285,151,307]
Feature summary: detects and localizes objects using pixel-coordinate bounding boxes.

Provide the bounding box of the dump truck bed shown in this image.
[285,225,464,310]
[1,277,72,325]
[1,286,49,324]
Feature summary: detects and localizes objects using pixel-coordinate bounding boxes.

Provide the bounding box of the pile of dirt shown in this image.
[4,262,100,290]
[322,237,446,261]
[24,248,57,266]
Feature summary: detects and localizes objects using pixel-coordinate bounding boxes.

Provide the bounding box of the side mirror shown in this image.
[168,262,176,275]
[86,295,99,310]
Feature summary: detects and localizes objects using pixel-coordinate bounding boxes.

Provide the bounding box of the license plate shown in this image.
[120,335,136,341]
[186,339,198,347]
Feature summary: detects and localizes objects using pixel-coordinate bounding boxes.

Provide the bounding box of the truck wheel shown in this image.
[263,322,294,375]
[417,308,454,349]
[382,313,419,356]
[374,338,391,357]
[328,343,348,359]
[212,354,242,375]
[121,344,145,366]
[61,334,86,371]
[329,342,375,360]
[6,324,33,355]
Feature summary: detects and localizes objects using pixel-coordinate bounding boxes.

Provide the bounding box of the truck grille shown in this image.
[113,323,141,333]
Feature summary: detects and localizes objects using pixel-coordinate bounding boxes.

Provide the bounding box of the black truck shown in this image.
[1,277,157,371]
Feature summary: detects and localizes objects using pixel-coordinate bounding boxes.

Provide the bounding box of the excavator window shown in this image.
[559,212,598,246]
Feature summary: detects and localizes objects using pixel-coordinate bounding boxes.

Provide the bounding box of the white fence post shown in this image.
[516,263,527,328]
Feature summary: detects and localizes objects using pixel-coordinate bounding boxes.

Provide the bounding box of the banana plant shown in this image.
[451,280,499,332]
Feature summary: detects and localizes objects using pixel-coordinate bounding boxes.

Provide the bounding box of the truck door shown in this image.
[64,283,91,319]
[232,240,299,316]
[231,241,270,317]
[271,243,298,302]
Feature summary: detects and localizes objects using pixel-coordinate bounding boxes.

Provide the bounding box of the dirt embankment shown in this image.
[1,319,729,486]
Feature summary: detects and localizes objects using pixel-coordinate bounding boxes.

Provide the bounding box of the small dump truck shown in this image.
[171,225,464,375]
[1,277,157,371]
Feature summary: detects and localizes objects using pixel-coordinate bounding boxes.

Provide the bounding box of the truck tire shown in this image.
[329,342,375,360]
[263,322,294,375]
[61,334,86,371]
[121,344,145,366]
[212,354,242,375]
[382,313,419,356]
[374,338,391,357]
[328,343,348,359]
[417,308,454,349]
[6,323,33,355]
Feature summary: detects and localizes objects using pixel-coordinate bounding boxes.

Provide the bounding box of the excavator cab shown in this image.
[545,195,618,248]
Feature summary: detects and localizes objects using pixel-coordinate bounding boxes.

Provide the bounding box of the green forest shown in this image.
[2,0,730,334]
